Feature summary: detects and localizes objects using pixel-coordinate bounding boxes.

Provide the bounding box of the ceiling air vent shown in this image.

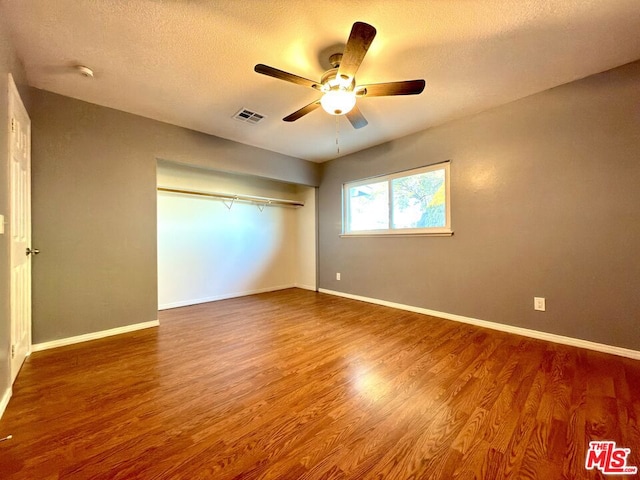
[233,108,266,125]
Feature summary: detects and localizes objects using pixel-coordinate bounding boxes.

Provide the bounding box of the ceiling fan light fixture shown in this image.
[320,89,356,116]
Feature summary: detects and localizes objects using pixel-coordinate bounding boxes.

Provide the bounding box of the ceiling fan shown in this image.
[254,21,426,129]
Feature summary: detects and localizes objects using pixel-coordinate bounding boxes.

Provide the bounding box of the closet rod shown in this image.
[157,186,304,207]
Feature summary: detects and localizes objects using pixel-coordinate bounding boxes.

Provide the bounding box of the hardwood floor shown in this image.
[1,289,639,479]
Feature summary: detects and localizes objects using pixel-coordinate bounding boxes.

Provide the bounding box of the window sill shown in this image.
[340,231,454,238]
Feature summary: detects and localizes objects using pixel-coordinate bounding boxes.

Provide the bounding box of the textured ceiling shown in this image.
[2,0,640,163]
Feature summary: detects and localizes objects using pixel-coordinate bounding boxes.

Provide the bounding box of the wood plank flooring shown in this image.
[1,288,639,479]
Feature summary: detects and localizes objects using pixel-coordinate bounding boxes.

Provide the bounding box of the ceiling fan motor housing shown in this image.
[329,53,343,68]
[321,68,355,91]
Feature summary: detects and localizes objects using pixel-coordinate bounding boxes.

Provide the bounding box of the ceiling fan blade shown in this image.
[254,64,321,90]
[283,100,321,122]
[336,22,377,85]
[357,79,426,97]
[346,105,368,129]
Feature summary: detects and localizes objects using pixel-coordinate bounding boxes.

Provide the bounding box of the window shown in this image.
[343,162,451,236]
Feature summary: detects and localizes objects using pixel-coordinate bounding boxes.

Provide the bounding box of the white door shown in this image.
[8,73,32,384]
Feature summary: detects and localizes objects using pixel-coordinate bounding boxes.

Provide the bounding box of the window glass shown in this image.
[348,180,389,231]
[391,169,446,229]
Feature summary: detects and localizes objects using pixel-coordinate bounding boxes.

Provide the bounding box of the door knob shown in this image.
[26,248,40,256]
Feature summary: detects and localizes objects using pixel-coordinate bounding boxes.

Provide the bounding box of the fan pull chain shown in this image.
[335,116,340,156]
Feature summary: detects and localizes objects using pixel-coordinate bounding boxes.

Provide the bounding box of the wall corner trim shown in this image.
[31,320,160,353]
[0,387,12,420]
[318,289,640,361]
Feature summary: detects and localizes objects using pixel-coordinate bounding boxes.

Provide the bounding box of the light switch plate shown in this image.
[0,214,4,235]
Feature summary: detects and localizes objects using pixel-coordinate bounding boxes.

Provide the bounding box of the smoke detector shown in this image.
[75,65,94,78]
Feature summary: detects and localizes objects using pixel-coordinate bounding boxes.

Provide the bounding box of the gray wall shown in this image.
[319,60,640,351]
[0,20,29,400]
[30,89,319,344]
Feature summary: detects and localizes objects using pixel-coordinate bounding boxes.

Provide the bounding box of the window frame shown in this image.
[341,161,452,237]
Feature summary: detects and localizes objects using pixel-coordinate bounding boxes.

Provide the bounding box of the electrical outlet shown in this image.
[336,273,341,281]
[0,214,4,235]
[534,297,546,311]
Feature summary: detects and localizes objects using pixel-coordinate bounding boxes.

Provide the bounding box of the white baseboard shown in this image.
[0,387,12,420]
[294,283,317,292]
[319,288,640,361]
[158,284,297,310]
[31,320,160,353]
